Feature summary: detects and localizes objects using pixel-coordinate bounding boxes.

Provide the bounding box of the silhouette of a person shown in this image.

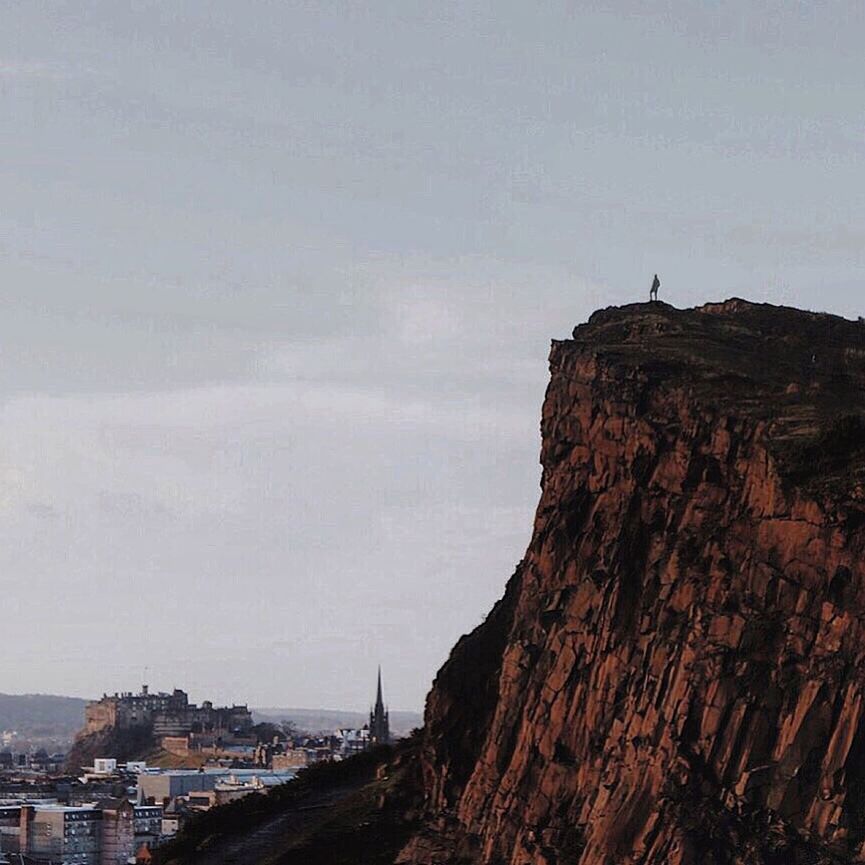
[650,274,660,302]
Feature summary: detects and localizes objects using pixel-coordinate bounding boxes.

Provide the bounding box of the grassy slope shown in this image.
[258,761,418,865]
[153,743,420,865]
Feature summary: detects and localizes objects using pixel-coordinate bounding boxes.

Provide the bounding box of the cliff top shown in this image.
[565,298,865,500]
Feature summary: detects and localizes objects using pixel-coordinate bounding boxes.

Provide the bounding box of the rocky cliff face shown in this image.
[65,725,155,773]
[400,300,865,865]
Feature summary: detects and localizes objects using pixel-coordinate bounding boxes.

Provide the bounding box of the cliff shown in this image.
[65,725,156,773]
[400,300,865,865]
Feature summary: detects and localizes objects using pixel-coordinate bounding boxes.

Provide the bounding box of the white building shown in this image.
[337,727,370,756]
[93,758,118,775]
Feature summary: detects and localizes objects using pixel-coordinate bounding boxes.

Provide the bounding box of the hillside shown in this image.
[254,707,423,737]
[151,745,420,865]
[0,693,87,745]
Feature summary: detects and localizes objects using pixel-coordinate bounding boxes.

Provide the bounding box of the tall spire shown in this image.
[376,665,384,712]
[370,665,390,746]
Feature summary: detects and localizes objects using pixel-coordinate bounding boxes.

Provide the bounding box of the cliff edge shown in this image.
[400,299,865,865]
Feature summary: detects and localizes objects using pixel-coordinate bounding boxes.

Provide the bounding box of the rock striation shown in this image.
[400,300,865,864]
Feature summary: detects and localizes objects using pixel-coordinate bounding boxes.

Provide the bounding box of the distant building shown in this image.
[83,686,253,740]
[138,772,214,806]
[336,727,369,757]
[333,670,391,757]
[272,749,309,770]
[0,802,163,864]
[100,798,135,865]
[132,806,162,849]
[369,668,390,746]
[93,758,118,776]
[160,798,190,838]
[0,806,22,853]
[20,805,102,864]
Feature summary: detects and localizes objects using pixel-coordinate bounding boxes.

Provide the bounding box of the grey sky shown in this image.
[0,1,862,710]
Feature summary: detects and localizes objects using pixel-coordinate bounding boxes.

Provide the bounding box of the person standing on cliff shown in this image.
[650,274,660,302]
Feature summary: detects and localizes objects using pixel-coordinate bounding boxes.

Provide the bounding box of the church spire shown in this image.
[369,666,390,746]
[376,665,384,711]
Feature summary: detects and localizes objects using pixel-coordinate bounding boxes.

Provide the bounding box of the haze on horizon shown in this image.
[0,1,862,711]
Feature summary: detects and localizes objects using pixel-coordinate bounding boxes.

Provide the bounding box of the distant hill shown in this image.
[254,707,422,737]
[0,693,87,743]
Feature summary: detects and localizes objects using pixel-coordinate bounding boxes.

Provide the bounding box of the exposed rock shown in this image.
[65,725,156,773]
[399,300,865,864]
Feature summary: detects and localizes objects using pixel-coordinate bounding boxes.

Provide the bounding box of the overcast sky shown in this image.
[0,1,863,711]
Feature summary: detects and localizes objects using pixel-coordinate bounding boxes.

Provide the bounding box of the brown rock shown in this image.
[399,300,865,864]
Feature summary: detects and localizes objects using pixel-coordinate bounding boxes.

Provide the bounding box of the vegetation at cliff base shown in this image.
[152,744,419,865]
